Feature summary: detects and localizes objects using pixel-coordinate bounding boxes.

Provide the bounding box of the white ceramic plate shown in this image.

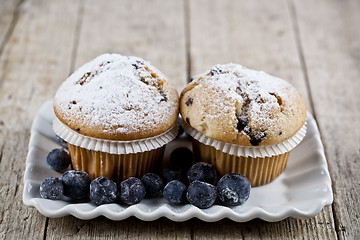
[23,101,333,222]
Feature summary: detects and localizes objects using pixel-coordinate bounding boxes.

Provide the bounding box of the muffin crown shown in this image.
[54,54,179,140]
[180,63,306,146]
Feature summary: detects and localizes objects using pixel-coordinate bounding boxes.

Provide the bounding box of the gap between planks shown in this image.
[0,0,24,58]
[69,0,85,75]
[287,0,339,239]
[42,1,85,239]
[184,0,191,84]
[0,0,24,89]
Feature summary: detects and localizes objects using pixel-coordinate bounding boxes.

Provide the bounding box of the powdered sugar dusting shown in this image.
[54,54,178,137]
[186,63,304,145]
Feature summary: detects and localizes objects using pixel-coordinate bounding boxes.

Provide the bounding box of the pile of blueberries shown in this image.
[41,141,251,209]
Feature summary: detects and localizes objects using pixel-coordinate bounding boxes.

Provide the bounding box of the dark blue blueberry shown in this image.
[186,180,217,209]
[210,66,222,76]
[46,148,71,172]
[187,162,217,185]
[40,177,64,200]
[56,135,68,149]
[236,116,248,131]
[170,147,193,171]
[60,170,91,200]
[217,173,251,206]
[162,168,182,184]
[185,97,193,106]
[119,177,146,205]
[141,173,164,198]
[249,131,267,146]
[163,180,187,205]
[90,177,118,205]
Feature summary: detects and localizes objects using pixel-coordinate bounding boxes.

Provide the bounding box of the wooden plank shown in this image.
[0,0,21,54]
[292,0,360,239]
[74,0,188,93]
[0,0,81,239]
[188,0,312,110]
[45,1,191,239]
[188,0,337,239]
[194,208,336,240]
[46,216,192,240]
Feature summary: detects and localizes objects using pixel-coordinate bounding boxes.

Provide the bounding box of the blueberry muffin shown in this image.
[53,54,179,183]
[180,63,306,186]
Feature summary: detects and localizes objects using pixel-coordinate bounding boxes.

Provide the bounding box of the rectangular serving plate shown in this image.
[23,101,333,222]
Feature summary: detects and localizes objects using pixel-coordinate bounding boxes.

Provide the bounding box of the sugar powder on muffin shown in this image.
[53,54,179,183]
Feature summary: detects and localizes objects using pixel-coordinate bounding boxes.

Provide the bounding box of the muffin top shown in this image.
[180,63,306,146]
[54,54,179,141]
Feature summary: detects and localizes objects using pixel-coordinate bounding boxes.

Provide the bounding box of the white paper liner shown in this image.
[181,118,307,158]
[53,117,179,155]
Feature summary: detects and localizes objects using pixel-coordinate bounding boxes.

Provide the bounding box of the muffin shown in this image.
[53,54,179,183]
[180,63,307,186]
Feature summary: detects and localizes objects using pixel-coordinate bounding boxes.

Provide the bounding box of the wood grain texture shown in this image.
[46,217,192,240]
[293,0,360,239]
[193,209,337,240]
[0,0,21,54]
[0,0,359,239]
[187,0,312,110]
[188,0,337,239]
[73,0,188,93]
[0,0,81,239]
[45,1,191,239]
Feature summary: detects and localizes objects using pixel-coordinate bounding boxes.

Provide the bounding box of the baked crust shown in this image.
[54,54,179,141]
[180,64,306,146]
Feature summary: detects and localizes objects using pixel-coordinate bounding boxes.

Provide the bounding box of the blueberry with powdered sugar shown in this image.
[163,180,187,205]
[141,173,164,198]
[60,170,91,200]
[90,177,118,205]
[40,177,64,200]
[217,173,251,206]
[187,162,217,185]
[119,177,146,205]
[186,180,217,209]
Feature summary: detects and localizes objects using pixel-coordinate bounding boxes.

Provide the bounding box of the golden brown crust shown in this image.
[53,54,179,141]
[180,64,306,146]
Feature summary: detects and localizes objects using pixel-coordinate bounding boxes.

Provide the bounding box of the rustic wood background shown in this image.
[0,0,359,239]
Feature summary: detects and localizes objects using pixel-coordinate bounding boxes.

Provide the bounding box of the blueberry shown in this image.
[186,180,217,209]
[163,180,187,205]
[236,116,248,131]
[185,97,193,106]
[141,173,164,198]
[217,173,251,206]
[162,168,182,184]
[187,162,217,185]
[249,131,267,146]
[210,66,222,76]
[119,177,146,205]
[170,147,193,171]
[60,170,91,200]
[46,148,71,172]
[40,177,64,200]
[55,135,68,149]
[90,177,118,205]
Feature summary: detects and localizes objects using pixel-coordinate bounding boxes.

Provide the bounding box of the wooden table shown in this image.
[0,0,359,239]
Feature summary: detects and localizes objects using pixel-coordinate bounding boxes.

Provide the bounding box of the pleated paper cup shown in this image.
[181,119,307,187]
[53,117,178,183]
